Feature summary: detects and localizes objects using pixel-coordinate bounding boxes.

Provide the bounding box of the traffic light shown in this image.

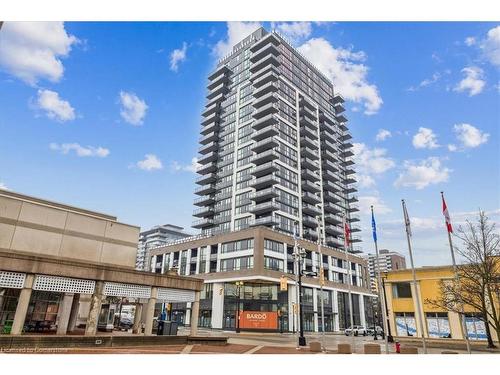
[280,275,288,291]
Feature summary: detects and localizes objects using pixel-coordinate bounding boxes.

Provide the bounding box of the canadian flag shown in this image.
[344,219,351,247]
[441,193,453,233]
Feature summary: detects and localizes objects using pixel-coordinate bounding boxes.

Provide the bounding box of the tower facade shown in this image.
[194,28,361,253]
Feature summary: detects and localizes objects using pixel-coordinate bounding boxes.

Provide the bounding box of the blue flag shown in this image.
[371,210,377,243]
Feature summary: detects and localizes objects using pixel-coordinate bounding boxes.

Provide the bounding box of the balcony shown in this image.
[253,161,278,177]
[345,184,357,194]
[301,105,317,119]
[300,115,317,129]
[253,81,278,99]
[322,139,338,153]
[325,225,343,236]
[323,180,341,192]
[253,124,279,141]
[302,180,321,193]
[301,125,317,139]
[192,218,214,229]
[324,191,342,203]
[200,120,218,136]
[340,132,352,142]
[251,174,279,189]
[194,183,216,196]
[301,157,319,170]
[303,228,319,240]
[300,97,316,111]
[251,215,279,227]
[341,149,354,158]
[208,65,230,81]
[326,236,344,248]
[207,72,229,90]
[193,206,215,218]
[331,94,345,105]
[253,91,278,109]
[250,187,279,202]
[322,159,339,172]
[349,214,361,223]
[300,136,319,149]
[199,131,217,145]
[249,201,280,215]
[250,43,280,63]
[302,216,318,228]
[197,151,217,165]
[205,92,225,108]
[342,157,355,167]
[201,111,220,126]
[250,64,279,83]
[252,136,278,153]
[202,102,220,117]
[253,102,278,119]
[196,162,217,175]
[207,82,229,100]
[194,195,215,207]
[250,33,280,52]
[301,146,317,160]
[350,224,361,232]
[321,130,336,144]
[323,170,341,182]
[302,203,321,216]
[253,114,279,130]
[347,195,358,203]
[198,142,217,155]
[348,204,360,212]
[302,191,321,204]
[334,101,345,114]
[249,54,280,73]
[336,114,348,124]
[251,149,279,164]
[301,169,321,182]
[350,235,362,243]
[325,213,342,225]
[324,202,342,214]
[195,172,216,185]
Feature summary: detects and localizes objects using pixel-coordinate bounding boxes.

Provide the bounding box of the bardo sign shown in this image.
[239,311,278,330]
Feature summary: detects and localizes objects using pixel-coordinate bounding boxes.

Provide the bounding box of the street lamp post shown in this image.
[381,276,393,342]
[235,281,244,333]
[297,252,306,347]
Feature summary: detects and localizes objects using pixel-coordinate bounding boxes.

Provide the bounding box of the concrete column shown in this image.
[144,287,158,336]
[132,303,143,334]
[11,274,35,335]
[359,294,366,327]
[312,288,319,332]
[67,293,80,332]
[85,281,104,336]
[190,291,201,336]
[185,302,192,326]
[211,282,224,329]
[57,293,74,335]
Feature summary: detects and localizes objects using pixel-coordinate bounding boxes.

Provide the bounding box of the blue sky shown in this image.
[0,21,498,266]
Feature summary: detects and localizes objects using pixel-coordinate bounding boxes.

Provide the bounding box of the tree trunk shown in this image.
[482,297,496,348]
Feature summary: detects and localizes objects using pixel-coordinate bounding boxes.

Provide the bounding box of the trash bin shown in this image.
[169,321,178,335]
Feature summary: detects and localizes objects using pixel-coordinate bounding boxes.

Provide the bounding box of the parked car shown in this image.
[367,325,384,336]
[345,325,368,336]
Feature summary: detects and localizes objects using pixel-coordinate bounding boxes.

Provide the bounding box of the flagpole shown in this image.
[343,211,355,349]
[441,192,472,354]
[402,199,427,354]
[317,219,326,352]
[371,206,389,354]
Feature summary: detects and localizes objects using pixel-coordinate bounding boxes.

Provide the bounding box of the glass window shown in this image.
[392,283,412,298]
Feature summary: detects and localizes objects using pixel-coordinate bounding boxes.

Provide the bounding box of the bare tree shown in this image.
[426,210,500,348]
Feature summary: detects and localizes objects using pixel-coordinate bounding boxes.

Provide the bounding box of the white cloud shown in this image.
[453,123,489,149]
[480,26,500,67]
[272,22,312,44]
[169,42,188,72]
[49,143,109,158]
[407,72,441,91]
[352,142,395,175]
[137,154,163,171]
[35,89,75,122]
[298,38,382,115]
[375,129,391,142]
[395,157,451,190]
[0,182,9,190]
[119,91,148,126]
[171,157,200,173]
[465,37,476,46]
[213,22,262,59]
[357,174,376,189]
[412,127,439,149]
[447,144,458,152]
[0,22,78,85]
[454,66,485,96]
[358,195,392,215]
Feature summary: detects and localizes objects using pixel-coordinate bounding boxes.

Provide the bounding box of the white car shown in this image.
[345,325,368,336]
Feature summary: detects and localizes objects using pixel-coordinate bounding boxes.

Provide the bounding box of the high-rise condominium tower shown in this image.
[193,28,361,253]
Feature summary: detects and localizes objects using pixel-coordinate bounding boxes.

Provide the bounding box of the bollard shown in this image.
[400,346,418,354]
[395,341,401,353]
[309,342,322,352]
[337,343,352,354]
[364,343,381,354]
